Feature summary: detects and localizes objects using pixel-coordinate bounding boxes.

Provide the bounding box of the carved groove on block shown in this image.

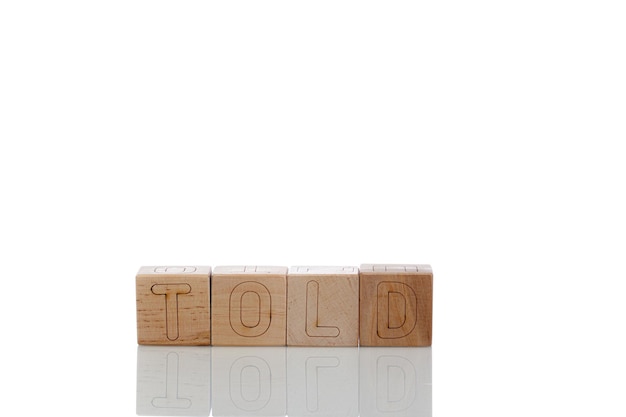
[376,281,417,339]
[153,266,198,273]
[229,281,272,337]
[150,283,192,341]
[305,280,340,338]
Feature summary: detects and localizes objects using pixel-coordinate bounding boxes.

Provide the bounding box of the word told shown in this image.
[136,264,433,347]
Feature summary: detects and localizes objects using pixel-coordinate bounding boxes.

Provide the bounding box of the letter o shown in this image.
[230,281,272,337]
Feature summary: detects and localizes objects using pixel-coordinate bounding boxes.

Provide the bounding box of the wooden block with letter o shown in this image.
[359,264,433,347]
[211,266,287,346]
[287,266,359,346]
[136,266,211,345]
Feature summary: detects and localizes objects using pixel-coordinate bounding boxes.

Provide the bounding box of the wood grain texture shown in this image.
[211,266,287,346]
[287,266,359,347]
[136,266,211,345]
[359,264,433,347]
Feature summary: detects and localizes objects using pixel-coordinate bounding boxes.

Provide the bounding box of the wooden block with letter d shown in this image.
[287,266,359,346]
[211,266,287,346]
[359,264,433,347]
[136,266,211,345]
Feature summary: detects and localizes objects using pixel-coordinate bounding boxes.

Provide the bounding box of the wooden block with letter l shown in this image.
[211,266,287,346]
[287,266,359,347]
[359,264,433,347]
[136,266,211,345]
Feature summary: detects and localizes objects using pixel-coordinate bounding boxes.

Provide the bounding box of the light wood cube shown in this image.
[359,264,433,347]
[211,266,287,346]
[136,266,211,345]
[287,266,359,347]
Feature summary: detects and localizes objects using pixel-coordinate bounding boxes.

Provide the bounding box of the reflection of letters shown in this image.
[306,281,340,337]
[305,357,340,412]
[288,347,359,417]
[213,347,287,416]
[230,282,272,337]
[151,352,192,409]
[376,356,417,412]
[136,346,210,416]
[139,346,430,417]
[229,356,272,411]
[377,282,417,339]
[151,284,191,341]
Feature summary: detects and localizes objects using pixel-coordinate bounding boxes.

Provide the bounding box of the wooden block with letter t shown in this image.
[287,266,359,346]
[211,266,287,346]
[136,266,211,345]
[359,264,433,347]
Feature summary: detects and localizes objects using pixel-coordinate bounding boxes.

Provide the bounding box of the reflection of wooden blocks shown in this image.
[211,266,287,346]
[136,346,211,415]
[359,264,433,347]
[136,266,211,345]
[360,347,432,417]
[287,266,359,347]
[287,347,359,416]
[212,347,287,416]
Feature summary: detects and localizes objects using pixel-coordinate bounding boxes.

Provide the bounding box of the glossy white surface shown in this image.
[136,346,431,417]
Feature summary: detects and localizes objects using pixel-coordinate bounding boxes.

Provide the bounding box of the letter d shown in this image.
[377,282,417,339]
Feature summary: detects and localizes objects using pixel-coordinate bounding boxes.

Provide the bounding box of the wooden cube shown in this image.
[359,264,433,347]
[211,266,287,346]
[287,266,359,347]
[136,266,211,345]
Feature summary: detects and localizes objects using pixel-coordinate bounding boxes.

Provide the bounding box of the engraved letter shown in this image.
[377,282,417,339]
[151,283,192,340]
[306,281,340,337]
[230,281,271,337]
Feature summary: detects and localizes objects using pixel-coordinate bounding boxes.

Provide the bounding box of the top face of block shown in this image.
[360,264,432,274]
[137,266,212,276]
[213,265,287,275]
[288,266,358,275]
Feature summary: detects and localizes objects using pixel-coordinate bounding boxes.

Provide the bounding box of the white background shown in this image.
[1,1,625,416]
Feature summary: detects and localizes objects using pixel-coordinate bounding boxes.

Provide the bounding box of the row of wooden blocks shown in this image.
[136,264,433,347]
